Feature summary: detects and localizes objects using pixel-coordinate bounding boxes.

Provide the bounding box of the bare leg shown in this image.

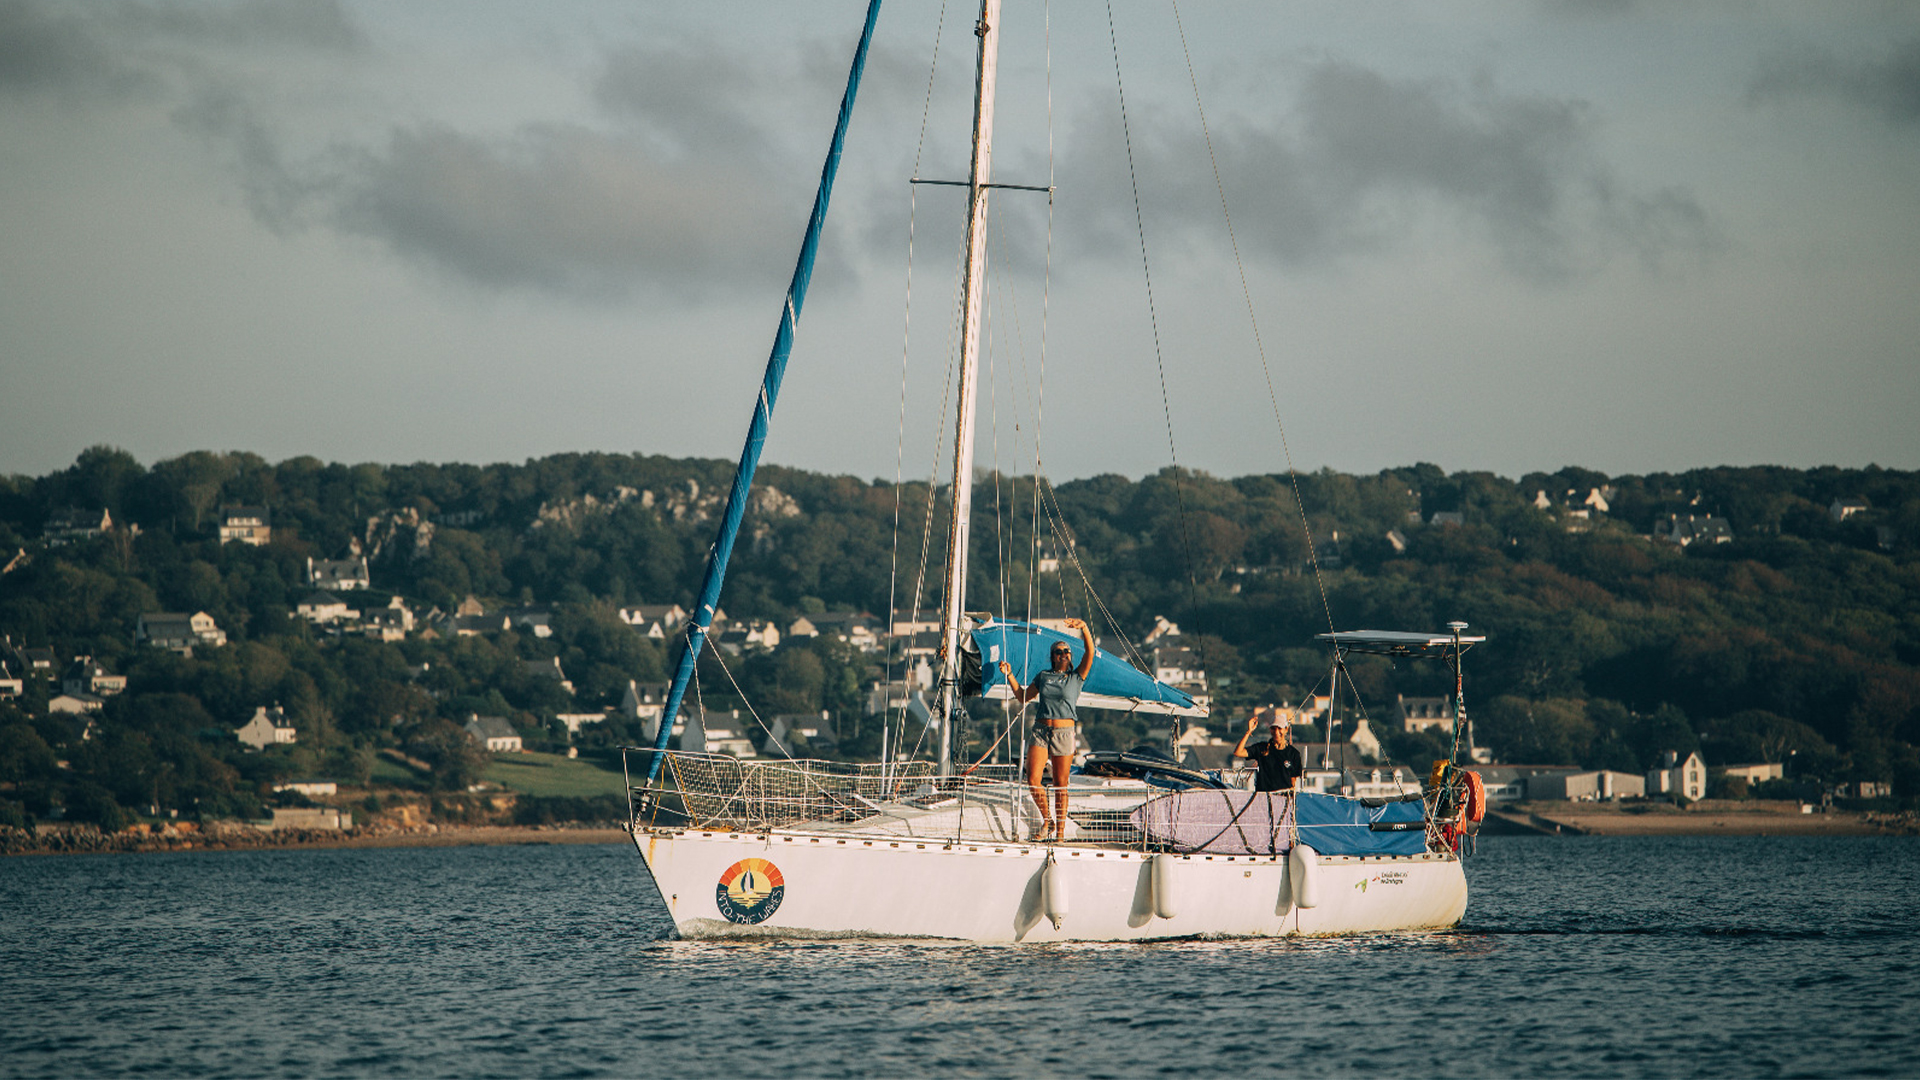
[1025,743,1051,837]
[1051,753,1071,836]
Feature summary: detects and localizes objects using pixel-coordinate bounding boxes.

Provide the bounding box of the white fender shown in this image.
[1289,843,1320,909]
[1150,853,1180,919]
[1042,858,1069,928]
[1275,853,1295,916]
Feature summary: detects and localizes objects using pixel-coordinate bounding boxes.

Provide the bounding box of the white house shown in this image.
[1396,694,1451,734]
[1350,766,1423,799]
[621,681,669,731]
[555,712,610,738]
[505,605,555,638]
[1531,770,1647,801]
[523,656,574,694]
[296,591,360,625]
[620,604,690,639]
[0,661,21,699]
[1721,762,1785,785]
[263,807,347,831]
[361,597,416,642]
[137,611,227,653]
[307,555,370,591]
[1655,514,1734,547]
[272,780,339,797]
[715,619,780,655]
[1142,615,1182,646]
[62,657,126,697]
[762,712,831,758]
[49,692,105,715]
[1648,751,1708,801]
[787,611,881,652]
[1151,645,1206,687]
[218,506,271,546]
[43,507,113,544]
[684,709,756,757]
[1347,717,1383,760]
[1830,498,1869,523]
[1149,647,1209,693]
[236,706,297,749]
[464,714,523,752]
[452,612,510,636]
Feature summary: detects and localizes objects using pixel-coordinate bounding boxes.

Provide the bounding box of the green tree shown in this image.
[406,719,488,791]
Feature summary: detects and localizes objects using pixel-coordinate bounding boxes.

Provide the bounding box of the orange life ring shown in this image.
[1462,769,1486,823]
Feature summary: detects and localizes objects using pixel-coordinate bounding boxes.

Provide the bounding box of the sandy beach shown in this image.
[1510,800,1896,837]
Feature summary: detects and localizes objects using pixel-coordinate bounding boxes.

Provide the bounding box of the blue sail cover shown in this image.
[1294,791,1428,856]
[972,618,1205,717]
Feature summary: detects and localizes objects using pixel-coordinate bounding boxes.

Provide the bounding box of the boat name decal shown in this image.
[1355,871,1410,894]
[716,858,786,925]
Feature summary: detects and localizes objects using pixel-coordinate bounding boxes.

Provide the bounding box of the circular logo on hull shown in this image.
[715,858,785,925]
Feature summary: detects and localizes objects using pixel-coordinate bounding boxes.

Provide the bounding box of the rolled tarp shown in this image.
[972,617,1205,717]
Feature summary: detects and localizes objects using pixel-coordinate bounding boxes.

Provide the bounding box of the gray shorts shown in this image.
[1028,722,1076,757]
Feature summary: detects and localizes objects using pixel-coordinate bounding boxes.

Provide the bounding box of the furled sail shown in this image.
[970,618,1206,717]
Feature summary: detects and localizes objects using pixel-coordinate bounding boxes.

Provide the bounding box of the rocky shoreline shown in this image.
[1512,800,1916,837]
[1,821,631,857]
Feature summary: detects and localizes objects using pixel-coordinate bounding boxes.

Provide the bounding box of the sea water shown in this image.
[3,835,1917,1077]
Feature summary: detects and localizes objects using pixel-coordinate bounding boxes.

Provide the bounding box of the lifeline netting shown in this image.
[628,750,1443,854]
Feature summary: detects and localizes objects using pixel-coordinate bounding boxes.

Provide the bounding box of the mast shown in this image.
[644,0,884,783]
[935,0,1002,776]
[1447,620,1469,765]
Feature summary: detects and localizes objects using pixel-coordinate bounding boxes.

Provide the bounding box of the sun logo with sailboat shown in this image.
[715,858,785,924]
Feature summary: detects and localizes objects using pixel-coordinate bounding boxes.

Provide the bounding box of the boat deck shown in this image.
[625,750,1449,856]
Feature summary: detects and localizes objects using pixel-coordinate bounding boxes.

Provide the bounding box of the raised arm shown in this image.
[998,660,1035,704]
[1064,617,1095,679]
[1232,714,1260,759]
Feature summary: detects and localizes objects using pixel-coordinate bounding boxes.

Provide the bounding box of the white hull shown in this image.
[631,826,1467,942]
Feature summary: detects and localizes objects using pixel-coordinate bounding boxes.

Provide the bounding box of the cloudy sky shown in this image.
[3,0,1916,485]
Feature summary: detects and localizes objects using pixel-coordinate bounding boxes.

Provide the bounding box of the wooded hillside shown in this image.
[2,446,1916,826]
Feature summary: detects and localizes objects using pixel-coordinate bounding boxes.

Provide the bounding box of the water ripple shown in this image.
[1,837,1917,1077]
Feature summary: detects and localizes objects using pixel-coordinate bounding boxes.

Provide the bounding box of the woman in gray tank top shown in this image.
[1000,617,1095,842]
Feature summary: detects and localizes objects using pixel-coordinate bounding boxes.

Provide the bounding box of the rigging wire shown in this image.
[1106,0,1208,724]
[1033,0,1054,653]
[1170,0,1336,637]
[899,246,969,766]
[884,0,952,776]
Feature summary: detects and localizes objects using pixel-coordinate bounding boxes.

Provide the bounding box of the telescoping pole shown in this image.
[645,0,884,783]
[1447,621,1469,765]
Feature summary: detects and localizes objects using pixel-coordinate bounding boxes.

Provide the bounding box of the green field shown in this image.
[368,756,421,787]
[482,751,630,797]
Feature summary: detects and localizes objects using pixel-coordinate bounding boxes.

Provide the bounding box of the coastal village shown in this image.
[3,486,1908,850]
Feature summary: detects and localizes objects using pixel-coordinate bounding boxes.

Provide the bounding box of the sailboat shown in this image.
[620,0,1485,941]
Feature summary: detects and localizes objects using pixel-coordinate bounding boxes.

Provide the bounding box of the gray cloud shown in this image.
[0,0,361,102]
[0,0,151,100]
[115,0,364,53]
[1749,36,1920,127]
[1054,59,1717,283]
[310,39,881,299]
[67,8,859,301]
[333,122,793,298]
